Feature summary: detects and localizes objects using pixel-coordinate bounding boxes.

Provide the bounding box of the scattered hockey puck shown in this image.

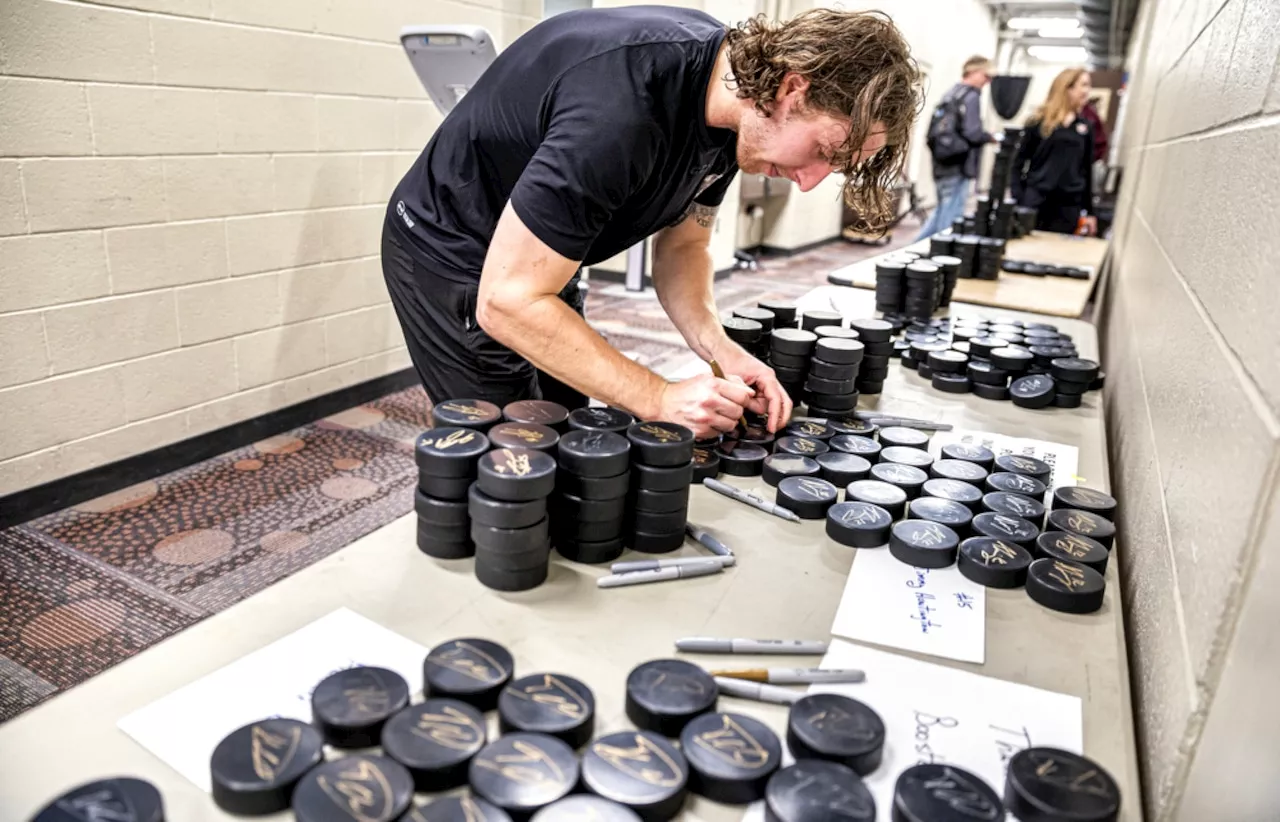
[488,422,560,454]
[929,458,988,486]
[869,462,928,498]
[764,761,876,822]
[680,712,782,804]
[786,693,885,776]
[433,399,502,431]
[210,718,324,815]
[775,436,829,457]
[499,673,596,749]
[971,512,1039,548]
[893,763,1004,822]
[990,347,1034,372]
[908,496,973,534]
[1046,508,1116,550]
[381,699,487,792]
[846,479,908,519]
[957,537,1033,589]
[985,471,1048,499]
[878,426,930,449]
[972,382,1010,401]
[409,796,514,822]
[424,638,514,711]
[828,418,878,437]
[981,491,1045,526]
[970,337,1005,360]
[940,442,996,471]
[1026,558,1106,614]
[1009,375,1057,409]
[625,659,718,737]
[848,318,893,343]
[932,372,972,394]
[1004,747,1120,822]
[311,666,410,748]
[763,454,821,486]
[627,422,695,467]
[775,476,839,520]
[927,349,968,373]
[416,427,491,477]
[771,328,819,356]
[889,519,960,568]
[633,461,695,491]
[879,446,934,470]
[504,400,569,432]
[691,447,721,483]
[922,478,983,511]
[785,419,835,441]
[816,451,871,486]
[994,454,1052,484]
[826,501,893,547]
[1050,357,1101,385]
[1036,531,1109,575]
[717,441,769,477]
[477,448,557,502]
[581,730,689,820]
[470,485,547,530]
[532,796,639,821]
[470,734,579,817]
[830,435,882,460]
[293,756,413,821]
[967,360,1010,386]
[1090,370,1106,391]
[1052,486,1118,520]
[568,406,634,434]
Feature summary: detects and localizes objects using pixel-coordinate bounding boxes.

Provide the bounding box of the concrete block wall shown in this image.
[0,0,541,497]
[1102,0,1280,817]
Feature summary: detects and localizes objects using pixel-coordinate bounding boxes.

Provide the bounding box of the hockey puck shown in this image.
[477,448,557,502]
[940,443,996,470]
[927,349,968,373]
[1035,531,1109,574]
[916,362,934,379]
[680,712,782,804]
[889,519,960,568]
[908,496,973,534]
[632,461,695,492]
[1009,375,1057,409]
[470,733,579,817]
[311,666,410,748]
[1004,747,1120,822]
[433,399,502,431]
[969,337,1005,360]
[626,659,717,736]
[471,517,550,560]
[816,451,871,485]
[771,328,818,356]
[1090,370,1106,391]
[774,436,829,457]
[848,318,893,343]
[957,536,1033,589]
[532,797,639,821]
[1049,357,1100,384]
[785,419,835,441]
[994,454,1052,484]
[1045,508,1116,549]
[815,324,858,340]
[630,508,688,534]
[211,718,324,815]
[858,379,885,395]
[557,469,629,500]
[1026,557,1107,614]
[775,476,839,520]
[814,338,865,365]
[830,435,881,460]
[878,426,930,449]
[922,478,983,511]
[498,673,595,749]
[928,458,988,486]
[805,374,856,395]
[985,471,1048,499]
[627,422,695,467]
[800,310,842,332]
[424,638,514,711]
[826,501,893,547]
[475,561,549,595]
[417,526,474,561]
[409,797,513,822]
[555,536,624,565]
[504,400,569,431]
[416,427,491,477]
[764,761,875,822]
[869,462,928,498]
[808,358,857,380]
[293,755,413,822]
[716,441,769,477]
[786,693,885,776]
[381,699,487,792]
[420,472,475,501]
[1053,393,1084,409]
[967,359,1010,386]
[416,488,470,524]
[489,422,560,454]
[762,454,821,486]
[691,447,720,483]
[972,382,1009,401]
[581,731,689,820]
[1052,486,1117,519]
[724,316,764,344]
[879,446,934,470]
[554,492,626,523]
[737,306,777,332]
[630,486,690,514]
[827,418,877,437]
[971,511,1039,548]
[893,763,1004,822]
[470,485,547,529]
[981,491,1045,526]
[932,372,972,394]
[846,479,908,519]
[990,347,1033,372]
[623,529,687,554]
[568,406,634,433]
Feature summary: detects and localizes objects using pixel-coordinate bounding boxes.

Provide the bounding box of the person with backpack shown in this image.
[917,56,995,239]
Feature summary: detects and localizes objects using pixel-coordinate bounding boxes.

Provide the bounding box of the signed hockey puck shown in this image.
[1025,558,1106,614]
[940,443,996,471]
[681,712,782,804]
[762,454,821,487]
[764,761,875,822]
[985,471,1047,499]
[879,446,934,470]
[532,797,639,821]
[957,537,1033,589]
[776,476,839,519]
[1045,508,1116,549]
[1003,747,1120,822]
[716,441,769,477]
[478,448,557,502]
[433,399,502,431]
[470,734,579,818]
[907,497,973,535]
[582,731,689,820]
[499,673,596,750]
[312,666,410,748]
[1052,486,1118,520]
[889,519,960,568]
[830,435,882,461]
[893,763,1004,822]
[981,491,1045,527]
[504,400,569,432]
[568,406,634,434]
[878,426,930,449]
[785,419,835,441]
[1009,375,1057,409]
[869,462,928,498]
[293,756,413,822]
[775,436,829,457]
[424,638,514,711]
[845,480,908,519]
[786,693,885,776]
[488,422,560,454]
[625,659,718,737]
[816,451,871,486]
[971,511,1039,548]
[627,422,695,467]
[1035,531,1109,574]
[826,501,893,547]
[922,478,983,511]
[416,427,490,477]
[828,418,877,437]
[408,797,513,822]
[994,454,1052,484]
[211,718,324,815]
[381,699,486,792]
[928,458,988,487]
[691,447,721,483]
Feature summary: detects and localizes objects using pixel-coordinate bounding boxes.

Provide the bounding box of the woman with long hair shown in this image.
[1012,68,1097,235]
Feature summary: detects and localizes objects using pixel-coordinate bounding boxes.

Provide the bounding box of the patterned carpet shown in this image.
[0,232,914,723]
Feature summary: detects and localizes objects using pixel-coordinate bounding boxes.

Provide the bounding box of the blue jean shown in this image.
[916,175,971,240]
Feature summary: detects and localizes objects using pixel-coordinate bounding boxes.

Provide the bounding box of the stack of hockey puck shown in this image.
[849,318,893,395]
[1048,356,1101,409]
[771,328,819,403]
[504,400,570,434]
[414,425,490,559]
[991,197,1017,240]
[975,238,1004,280]
[723,316,765,361]
[758,299,798,329]
[928,233,955,258]
[732,306,776,361]
[874,259,907,314]
[929,255,961,308]
[1014,206,1038,237]
[552,429,632,564]
[974,196,993,235]
[805,334,863,418]
[472,446,556,591]
[903,261,940,320]
[952,235,980,279]
[626,421,695,553]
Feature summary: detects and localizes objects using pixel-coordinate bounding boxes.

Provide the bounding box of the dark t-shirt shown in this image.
[389,6,740,282]
[1012,117,1094,213]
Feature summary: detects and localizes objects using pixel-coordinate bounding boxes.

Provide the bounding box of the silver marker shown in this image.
[712,667,866,685]
[864,417,954,431]
[597,560,723,589]
[675,637,830,655]
[714,677,803,705]
[611,556,735,574]
[703,477,802,523]
[685,522,733,557]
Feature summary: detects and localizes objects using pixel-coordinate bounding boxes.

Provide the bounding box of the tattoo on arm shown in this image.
[683,202,718,229]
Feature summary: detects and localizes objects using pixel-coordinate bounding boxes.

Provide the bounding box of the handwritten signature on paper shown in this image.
[905,569,943,634]
[955,592,975,610]
[913,710,959,765]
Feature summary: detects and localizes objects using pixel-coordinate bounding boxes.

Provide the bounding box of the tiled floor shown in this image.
[0,232,913,723]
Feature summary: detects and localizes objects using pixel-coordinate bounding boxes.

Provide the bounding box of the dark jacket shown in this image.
[1012,116,1095,214]
[932,83,990,180]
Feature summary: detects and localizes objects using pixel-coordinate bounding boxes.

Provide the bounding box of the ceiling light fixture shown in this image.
[1027,45,1089,62]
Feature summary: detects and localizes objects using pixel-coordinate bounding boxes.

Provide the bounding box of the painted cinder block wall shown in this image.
[1102,0,1280,818]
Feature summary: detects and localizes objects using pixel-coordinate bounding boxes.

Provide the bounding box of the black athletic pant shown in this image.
[381,216,587,411]
[1029,190,1088,234]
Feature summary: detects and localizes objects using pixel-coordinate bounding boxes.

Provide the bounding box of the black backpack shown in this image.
[927,88,970,163]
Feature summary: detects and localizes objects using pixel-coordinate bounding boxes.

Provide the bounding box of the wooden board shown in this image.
[828,232,1110,318]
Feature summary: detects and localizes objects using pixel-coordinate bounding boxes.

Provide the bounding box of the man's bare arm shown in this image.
[650,202,735,362]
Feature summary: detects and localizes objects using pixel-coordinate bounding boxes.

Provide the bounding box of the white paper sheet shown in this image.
[743,639,1083,821]
[830,547,987,663]
[928,428,1080,497]
[118,608,428,791]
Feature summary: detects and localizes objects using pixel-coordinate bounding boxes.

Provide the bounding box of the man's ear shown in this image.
[776,72,810,105]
